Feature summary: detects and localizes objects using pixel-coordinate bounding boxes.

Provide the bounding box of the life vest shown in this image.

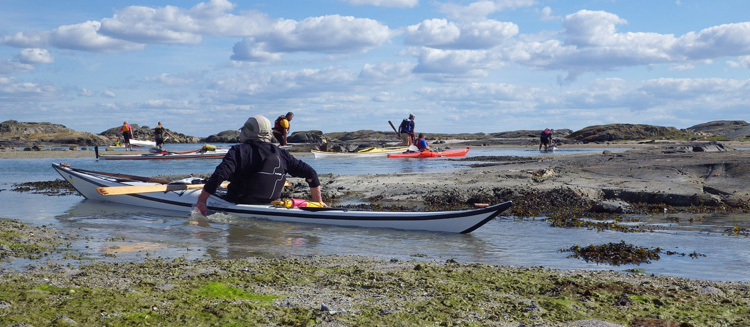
[243,143,287,201]
[398,119,413,133]
[273,115,289,134]
[154,126,164,137]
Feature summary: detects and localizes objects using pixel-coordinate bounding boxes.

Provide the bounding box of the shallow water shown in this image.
[2,145,749,282]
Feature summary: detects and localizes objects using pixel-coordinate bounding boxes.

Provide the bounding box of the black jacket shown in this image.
[203,142,319,203]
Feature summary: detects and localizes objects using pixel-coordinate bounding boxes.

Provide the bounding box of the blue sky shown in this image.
[1,0,749,137]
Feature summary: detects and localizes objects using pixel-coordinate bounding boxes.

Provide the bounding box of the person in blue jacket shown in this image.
[193,115,325,215]
[415,133,431,151]
[398,114,415,146]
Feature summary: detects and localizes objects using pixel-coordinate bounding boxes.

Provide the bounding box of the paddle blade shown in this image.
[408,145,419,152]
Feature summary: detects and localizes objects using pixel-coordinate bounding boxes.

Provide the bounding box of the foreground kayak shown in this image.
[96,146,228,160]
[311,146,408,159]
[388,147,470,158]
[52,163,511,233]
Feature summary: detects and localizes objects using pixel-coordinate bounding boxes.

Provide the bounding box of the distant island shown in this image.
[1,119,749,149]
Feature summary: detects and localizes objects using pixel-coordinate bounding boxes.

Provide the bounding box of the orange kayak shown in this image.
[387,147,469,158]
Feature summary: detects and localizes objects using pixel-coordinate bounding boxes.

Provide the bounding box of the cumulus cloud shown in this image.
[50,21,144,52]
[0,77,59,100]
[727,55,750,69]
[412,47,502,81]
[359,62,416,83]
[0,59,35,74]
[405,19,518,49]
[476,9,750,83]
[98,0,270,44]
[341,0,418,8]
[207,66,358,102]
[539,6,560,21]
[231,15,393,62]
[1,31,50,48]
[437,0,536,22]
[2,22,142,53]
[103,90,116,98]
[18,48,54,64]
[672,22,750,60]
[145,73,195,86]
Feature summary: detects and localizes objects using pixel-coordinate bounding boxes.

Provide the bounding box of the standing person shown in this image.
[539,128,552,151]
[415,133,431,151]
[120,121,133,151]
[153,122,174,151]
[272,112,294,146]
[398,114,415,146]
[193,115,325,215]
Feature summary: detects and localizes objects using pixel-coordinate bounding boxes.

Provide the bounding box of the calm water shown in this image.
[2,144,749,282]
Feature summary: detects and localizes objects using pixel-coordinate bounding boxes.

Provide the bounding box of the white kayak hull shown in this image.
[129,139,157,147]
[311,147,408,159]
[52,163,511,233]
[96,148,229,160]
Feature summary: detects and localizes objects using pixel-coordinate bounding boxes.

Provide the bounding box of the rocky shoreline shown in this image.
[2,140,750,326]
[1,219,749,327]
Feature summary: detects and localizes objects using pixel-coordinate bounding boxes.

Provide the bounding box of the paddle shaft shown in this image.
[97,181,230,196]
[388,121,400,140]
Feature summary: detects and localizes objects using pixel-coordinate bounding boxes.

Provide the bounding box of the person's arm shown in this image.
[193,146,239,214]
[309,185,323,203]
[283,151,326,206]
[194,189,211,215]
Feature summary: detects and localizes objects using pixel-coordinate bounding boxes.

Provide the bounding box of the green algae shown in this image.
[0,257,749,326]
[0,218,73,260]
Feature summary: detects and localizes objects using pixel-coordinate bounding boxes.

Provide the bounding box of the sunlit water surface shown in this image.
[2,144,749,282]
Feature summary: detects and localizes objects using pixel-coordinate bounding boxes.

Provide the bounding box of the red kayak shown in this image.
[387,147,470,158]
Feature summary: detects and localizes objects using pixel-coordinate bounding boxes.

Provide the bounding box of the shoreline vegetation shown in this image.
[2,219,749,327]
[3,120,750,325]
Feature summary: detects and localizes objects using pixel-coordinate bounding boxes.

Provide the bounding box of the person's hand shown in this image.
[193,201,208,216]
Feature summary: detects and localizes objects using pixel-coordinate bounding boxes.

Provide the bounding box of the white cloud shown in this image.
[0,59,35,74]
[18,48,54,64]
[98,0,270,44]
[231,15,393,62]
[359,61,416,83]
[727,56,750,69]
[145,73,195,86]
[405,19,518,49]
[341,0,418,8]
[0,77,59,100]
[78,88,95,97]
[437,0,536,22]
[412,47,502,81]
[103,90,116,98]
[1,31,50,48]
[50,21,144,52]
[672,22,750,60]
[539,6,560,21]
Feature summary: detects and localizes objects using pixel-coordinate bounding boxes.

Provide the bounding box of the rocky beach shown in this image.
[2,120,750,326]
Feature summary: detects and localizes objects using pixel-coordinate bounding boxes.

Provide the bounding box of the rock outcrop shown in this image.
[565,124,692,143]
[687,120,750,140]
[0,120,110,146]
[99,125,200,144]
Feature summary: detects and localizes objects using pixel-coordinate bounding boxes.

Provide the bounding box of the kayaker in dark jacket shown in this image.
[194,115,324,215]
